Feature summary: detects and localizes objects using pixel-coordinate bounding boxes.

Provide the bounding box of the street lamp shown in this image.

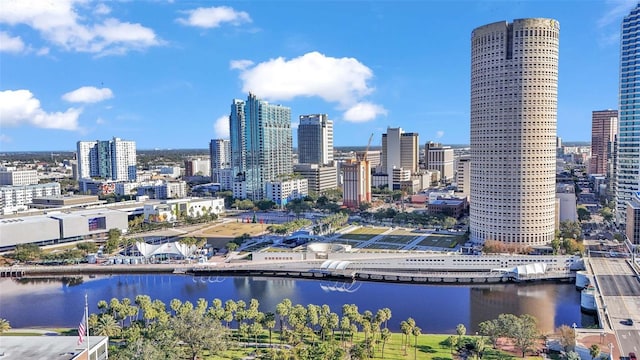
[572,323,577,349]
[608,343,614,360]
[600,331,605,344]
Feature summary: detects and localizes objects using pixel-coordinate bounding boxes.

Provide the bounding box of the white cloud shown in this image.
[177,6,251,28]
[436,130,444,138]
[94,3,111,16]
[0,31,25,53]
[343,102,387,123]
[0,0,161,55]
[62,86,113,103]
[234,51,386,122]
[96,117,106,125]
[598,0,637,27]
[0,134,12,143]
[213,115,229,139]
[0,89,81,130]
[230,59,254,70]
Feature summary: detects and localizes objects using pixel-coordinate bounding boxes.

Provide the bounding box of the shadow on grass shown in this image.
[417,344,438,354]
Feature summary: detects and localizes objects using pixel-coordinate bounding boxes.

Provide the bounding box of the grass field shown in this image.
[416,233,464,248]
[339,227,387,241]
[363,243,405,250]
[200,222,266,237]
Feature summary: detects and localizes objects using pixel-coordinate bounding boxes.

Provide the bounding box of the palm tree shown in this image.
[94,314,121,337]
[276,298,292,343]
[380,328,391,359]
[263,312,276,346]
[456,323,466,343]
[589,344,600,360]
[0,318,11,333]
[412,326,422,360]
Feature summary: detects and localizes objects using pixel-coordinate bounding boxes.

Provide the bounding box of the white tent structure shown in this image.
[134,241,197,260]
[492,262,548,280]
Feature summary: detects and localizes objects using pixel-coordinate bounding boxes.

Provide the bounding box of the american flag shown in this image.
[77,312,86,345]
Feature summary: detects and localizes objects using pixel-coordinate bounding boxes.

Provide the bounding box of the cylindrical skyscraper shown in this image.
[470,18,559,247]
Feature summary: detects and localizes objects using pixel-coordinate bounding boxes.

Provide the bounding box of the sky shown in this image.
[0,0,637,152]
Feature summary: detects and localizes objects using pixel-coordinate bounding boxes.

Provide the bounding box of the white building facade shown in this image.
[77,137,137,181]
[470,18,559,247]
[265,178,308,207]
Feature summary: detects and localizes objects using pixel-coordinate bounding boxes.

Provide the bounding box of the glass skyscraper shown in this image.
[297,114,334,165]
[230,93,293,201]
[616,4,640,226]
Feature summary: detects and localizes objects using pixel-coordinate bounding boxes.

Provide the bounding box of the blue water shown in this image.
[0,275,594,334]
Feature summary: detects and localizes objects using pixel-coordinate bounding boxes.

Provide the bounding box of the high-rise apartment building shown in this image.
[470,18,559,246]
[297,114,334,165]
[381,127,419,189]
[230,93,293,201]
[77,137,137,181]
[617,4,640,226]
[425,141,454,181]
[590,110,618,176]
[209,139,231,170]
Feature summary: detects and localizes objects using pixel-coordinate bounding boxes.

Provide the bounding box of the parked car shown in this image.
[629,352,636,360]
[623,318,634,326]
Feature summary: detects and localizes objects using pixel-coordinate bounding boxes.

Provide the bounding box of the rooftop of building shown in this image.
[0,336,107,360]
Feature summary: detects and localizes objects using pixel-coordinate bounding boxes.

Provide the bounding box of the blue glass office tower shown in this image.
[229,93,293,201]
[616,4,640,226]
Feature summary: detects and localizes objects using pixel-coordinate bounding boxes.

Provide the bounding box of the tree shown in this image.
[559,220,582,240]
[599,207,614,222]
[225,242,239,252]
[456,323,466,342]
[557,325,576,351]
[93,314,122,337]
[412,326,421,360]
[478,319,501,348]
[566,351,581,360]
[577,206,591,222]
[12,243,42,262]
[589,344,600,360]
[0,318,10,333]
[380,328,391,359]
[276,299,292,343]
[170,302,230,360]
[510,314,538,357]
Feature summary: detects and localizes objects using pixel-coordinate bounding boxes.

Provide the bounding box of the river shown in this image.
[0,275,596,334]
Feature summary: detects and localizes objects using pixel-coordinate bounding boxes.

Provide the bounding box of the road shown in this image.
[590,257,640,355]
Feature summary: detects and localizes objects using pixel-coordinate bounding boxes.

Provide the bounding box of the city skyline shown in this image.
[0,0,635,151]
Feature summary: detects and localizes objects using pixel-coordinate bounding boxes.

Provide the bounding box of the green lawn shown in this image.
[377,235,419,244]
[340,227,388,241]
[416,234,464,248]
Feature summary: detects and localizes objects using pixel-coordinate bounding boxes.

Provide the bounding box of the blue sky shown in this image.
[0,0,636,151]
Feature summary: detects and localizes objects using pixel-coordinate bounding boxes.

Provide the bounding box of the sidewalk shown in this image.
[576,330,619,359]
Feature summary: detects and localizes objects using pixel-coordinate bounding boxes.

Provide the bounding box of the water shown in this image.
[0,275,595,334]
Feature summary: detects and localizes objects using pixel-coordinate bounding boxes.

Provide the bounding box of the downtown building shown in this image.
[77,137,137,181]
[294,114,337,194]
[470,18,559,246]
[342,158,371,208]
[589,110,618,177]
[209,139,232,189]
[381,127,419,189]
[617,3,640,227]
[230,93,293,201]
[297,114,334,165]
[424,141,455,182]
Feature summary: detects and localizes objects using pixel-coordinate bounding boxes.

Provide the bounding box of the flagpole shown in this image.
[85,292,90,354]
